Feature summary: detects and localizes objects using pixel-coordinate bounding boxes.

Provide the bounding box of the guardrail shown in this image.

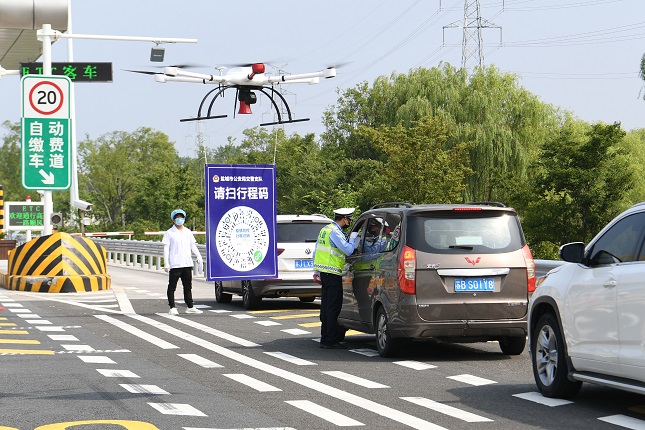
[91,238,565,279]
[91,238,205,275]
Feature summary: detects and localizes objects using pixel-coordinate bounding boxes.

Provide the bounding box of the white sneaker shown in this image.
[169,307,179,315]
[185,307,203,314]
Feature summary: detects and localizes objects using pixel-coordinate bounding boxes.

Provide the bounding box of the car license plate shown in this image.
[454,277,494,292]
[295,259,313,269]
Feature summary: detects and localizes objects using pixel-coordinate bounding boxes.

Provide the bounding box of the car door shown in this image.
[340,218,367,322]
[616,212,645,381]
[566,213,645,376]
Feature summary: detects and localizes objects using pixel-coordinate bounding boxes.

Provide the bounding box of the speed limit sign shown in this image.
[21,75,71,119]
[20,75,72,190]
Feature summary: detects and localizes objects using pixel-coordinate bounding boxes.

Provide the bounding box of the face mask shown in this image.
[175,218,185,226]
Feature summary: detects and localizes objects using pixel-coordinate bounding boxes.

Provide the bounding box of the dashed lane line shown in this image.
[178,353,223,368]
[447,374,497,386]
[321,371,389,388]
[401,397,493,422]
[513,392,573,407]
[264,351,317,366]
[148,402,207,417]
[285,400,364,427]
[598,415,645,429]
[223,374,282,392]
[120,313,451,430]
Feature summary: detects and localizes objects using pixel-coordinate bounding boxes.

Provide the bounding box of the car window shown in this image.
[588,212,645,264]
[278,222,330,243]
[384,214,402,252]
[405,210,524,254]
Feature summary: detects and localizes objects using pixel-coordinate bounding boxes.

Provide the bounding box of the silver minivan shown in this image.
[338,202,536,357]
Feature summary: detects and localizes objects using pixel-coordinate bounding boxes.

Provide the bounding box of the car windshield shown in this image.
[278,222,329,243]
[406,211,524,254]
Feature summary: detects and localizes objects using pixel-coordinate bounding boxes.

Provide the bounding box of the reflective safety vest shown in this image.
[313,223,346,275]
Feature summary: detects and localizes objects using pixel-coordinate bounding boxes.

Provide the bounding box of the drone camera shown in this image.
[150,46,165,62]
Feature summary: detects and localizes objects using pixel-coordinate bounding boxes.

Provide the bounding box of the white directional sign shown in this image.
[20,75,72,190]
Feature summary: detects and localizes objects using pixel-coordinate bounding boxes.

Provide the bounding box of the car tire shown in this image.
[499,335,526,355]
[214,282,232,304]
[299,297,316,303]
[375,307,399,357]
[242,280,262,310]
[531,313,582,398]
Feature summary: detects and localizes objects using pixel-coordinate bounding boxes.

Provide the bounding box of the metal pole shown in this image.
[42,23,53,236]
[67,0,80,227]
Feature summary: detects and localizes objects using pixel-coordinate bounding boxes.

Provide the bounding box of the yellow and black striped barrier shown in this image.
[1,232,111,293]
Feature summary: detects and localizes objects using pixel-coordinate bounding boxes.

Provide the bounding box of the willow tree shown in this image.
[323,63,558,205]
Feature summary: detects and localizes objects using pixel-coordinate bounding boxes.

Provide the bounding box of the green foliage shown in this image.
[0,121,26,201]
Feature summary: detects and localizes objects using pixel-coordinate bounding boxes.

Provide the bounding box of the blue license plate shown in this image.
[454,277,494,292]
[295,259,313,269]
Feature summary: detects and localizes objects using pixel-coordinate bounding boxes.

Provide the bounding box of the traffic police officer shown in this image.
[313,207,358,349]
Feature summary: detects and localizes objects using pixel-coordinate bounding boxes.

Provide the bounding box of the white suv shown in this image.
[215,214,331,309]
[529,203,645,398]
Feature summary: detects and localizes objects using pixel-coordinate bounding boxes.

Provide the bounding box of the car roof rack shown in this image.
[465,201,506,208]
[370,202,413,209]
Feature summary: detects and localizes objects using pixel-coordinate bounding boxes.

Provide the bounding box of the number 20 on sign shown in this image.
[20,75,72,190]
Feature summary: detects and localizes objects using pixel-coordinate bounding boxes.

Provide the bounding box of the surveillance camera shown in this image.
[73,199,93,211]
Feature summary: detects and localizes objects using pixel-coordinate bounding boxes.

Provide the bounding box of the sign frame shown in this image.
[4,201,45,231]
[204,164,278,281]
[20,75,72,190]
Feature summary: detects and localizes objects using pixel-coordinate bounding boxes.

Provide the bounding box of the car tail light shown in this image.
[522,244,536,293]
[277,248,285,256]
[453,207,483,211]
[398,245,416,294]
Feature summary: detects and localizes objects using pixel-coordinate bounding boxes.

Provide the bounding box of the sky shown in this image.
[1,0,644,158]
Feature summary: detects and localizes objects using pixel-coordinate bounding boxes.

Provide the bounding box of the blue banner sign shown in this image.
[204,164,278,281]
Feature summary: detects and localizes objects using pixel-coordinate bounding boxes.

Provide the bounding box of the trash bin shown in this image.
[0,240,17,260]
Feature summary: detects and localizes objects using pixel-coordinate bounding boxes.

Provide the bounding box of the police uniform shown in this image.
[313,207,357,348]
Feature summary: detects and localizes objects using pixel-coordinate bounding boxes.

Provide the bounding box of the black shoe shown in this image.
[321,342,347,349]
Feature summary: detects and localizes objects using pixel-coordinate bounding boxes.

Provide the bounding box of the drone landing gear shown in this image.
[260,118,310,127]
[179,114,228,123]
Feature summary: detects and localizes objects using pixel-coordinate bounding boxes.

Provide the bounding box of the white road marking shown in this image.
[178,353,223,368]
[124,314,450,430]
[231,314,256,319]
[447,374,497,386]
[350,348,381,357]
[281,328,310,335]
[285,400,364,426]
[265,351,317,366]
[78,355,115,364]
[208,309,232,314]
[148,402,207,416]
[255,320,282,326]
[120,384,169,395]
[322,371,389,388]
[184,427,296,430]
[158,313,259,347]
[1,302,21,307]
[25,320,52,325]
[48,334,78,341]
[95,314,179,349]
[401,397,493,422]
[223,374,282,392]
[35,326,66,331]
[9,308,30,313]
[598,414,645,429]
[513,392,573,407]
[97,369,139,378]
[61,344,95,352]
[394,361,437,370]
[111,284,136,314]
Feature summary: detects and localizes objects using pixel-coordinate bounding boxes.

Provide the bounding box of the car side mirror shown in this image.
[559,242,585,263]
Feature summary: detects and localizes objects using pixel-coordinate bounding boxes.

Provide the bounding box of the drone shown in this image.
[127,63,337,126]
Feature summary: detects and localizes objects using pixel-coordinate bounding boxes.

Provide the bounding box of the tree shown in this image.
[523,120,633,248]
[0,121,25,201]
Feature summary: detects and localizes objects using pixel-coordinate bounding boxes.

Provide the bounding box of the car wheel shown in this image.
[375,307,399,357]
[499,335,526,355]
[299,297,316,303]
[532,313,582,398]
[214,282,232,304]
[242,280,262,310]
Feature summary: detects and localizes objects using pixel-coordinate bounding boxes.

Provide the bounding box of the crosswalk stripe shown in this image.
[223,374,282,392]
[322,371,389,388]
[401,397,493,422]
[97,369,139,378]
[78,355,115,364]
[178,353,223,368]
[598,414,645,429]
[513,392,573,407]
[285,400,364,426]
[265,351,316,366]
[255,320,282,326]
[394,361,437,370]
[447,374,497,386]
[148,402,207,417]
[350,348,380,357]
[120,384,169,395]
